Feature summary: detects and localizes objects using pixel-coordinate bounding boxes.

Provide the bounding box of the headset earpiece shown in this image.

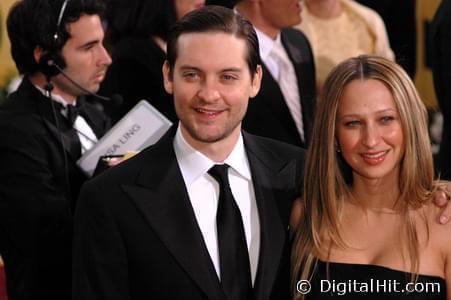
[38,52,66,78]
[38,0,71,78]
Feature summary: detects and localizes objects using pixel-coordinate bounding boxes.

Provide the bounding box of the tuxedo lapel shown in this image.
[243,133,297,299]
[260,63,303,144]
[78,97,109,138]
[19,82,81,162]
[34,96,85,162]
[41,116,82,161]
[122,130,223,300]
[9,79,85,161]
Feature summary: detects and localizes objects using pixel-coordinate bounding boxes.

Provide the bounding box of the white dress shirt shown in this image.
[255,28,305,142]
[173,125,260,284]
[256,28,283,82]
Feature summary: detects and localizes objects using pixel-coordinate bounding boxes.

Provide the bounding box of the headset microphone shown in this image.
[45,58,123,107]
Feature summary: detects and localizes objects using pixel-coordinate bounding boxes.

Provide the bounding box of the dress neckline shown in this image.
[316,259,446,281]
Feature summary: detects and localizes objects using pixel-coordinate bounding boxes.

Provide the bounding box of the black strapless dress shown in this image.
[302,260,446,299]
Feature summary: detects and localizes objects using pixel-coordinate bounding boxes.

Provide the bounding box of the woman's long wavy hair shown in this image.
[291,56,436,299]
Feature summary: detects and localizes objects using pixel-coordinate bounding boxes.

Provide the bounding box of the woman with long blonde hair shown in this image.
[291,56,450,299]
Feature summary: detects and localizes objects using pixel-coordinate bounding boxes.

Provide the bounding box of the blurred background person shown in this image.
[99,0,205,123]
[296,0,394,91]
[0,0,111,298]
[236,0,317,149]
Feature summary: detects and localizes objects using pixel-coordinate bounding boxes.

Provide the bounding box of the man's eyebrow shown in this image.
[220,67,243,73]
[178,65,243,73]
[76,39,100,49]
[179,65,201,70]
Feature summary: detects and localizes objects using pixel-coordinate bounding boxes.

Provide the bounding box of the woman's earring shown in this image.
[335,140,341,153]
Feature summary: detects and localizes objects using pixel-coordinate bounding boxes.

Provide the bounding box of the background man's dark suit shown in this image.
[99,37,177,124]
[73,127,305,300]
[431,0,451,180]
[242,28,316,148]
[0,77,109,299]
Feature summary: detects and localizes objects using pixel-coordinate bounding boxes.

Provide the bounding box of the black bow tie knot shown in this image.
[64,101,85,125]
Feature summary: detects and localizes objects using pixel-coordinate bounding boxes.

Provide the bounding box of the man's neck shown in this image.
[180,125,241,163]
[305,0,342,19]
[29,72,77,104]
[235,2,280,40]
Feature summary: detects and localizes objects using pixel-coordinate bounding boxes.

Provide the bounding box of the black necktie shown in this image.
[208,164,252,300]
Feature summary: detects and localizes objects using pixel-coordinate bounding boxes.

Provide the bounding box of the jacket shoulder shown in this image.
[0,110,46,137]
[282,27,310,44]
[244,132,306,161]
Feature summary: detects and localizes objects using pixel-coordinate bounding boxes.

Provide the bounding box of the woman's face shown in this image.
[336,79,405,183]
[175,0,206,20]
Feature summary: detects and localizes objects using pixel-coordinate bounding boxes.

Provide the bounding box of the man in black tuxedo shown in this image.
[0,0,111,298]
[73,6,305,300]
[236,0,316,148]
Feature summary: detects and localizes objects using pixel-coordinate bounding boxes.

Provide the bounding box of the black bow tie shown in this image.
[66,104,83,125]
[54,99,86,126]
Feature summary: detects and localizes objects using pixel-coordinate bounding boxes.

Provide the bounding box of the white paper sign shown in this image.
[77,100,172,176]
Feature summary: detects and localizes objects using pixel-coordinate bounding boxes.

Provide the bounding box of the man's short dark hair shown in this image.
[166,5,260,77]
[7,0,105,75]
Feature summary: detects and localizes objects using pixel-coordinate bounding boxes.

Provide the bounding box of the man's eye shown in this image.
[82,44,95,51]
[222,74,237,81]
[183,72,199,80]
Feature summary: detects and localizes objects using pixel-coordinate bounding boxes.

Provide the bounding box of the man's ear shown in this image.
[250,64,263,98]
[33,47,45,64]
[162,61,174,94]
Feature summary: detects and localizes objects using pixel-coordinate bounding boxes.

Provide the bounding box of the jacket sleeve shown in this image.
[0,126,73,298]
[72,180,130,300]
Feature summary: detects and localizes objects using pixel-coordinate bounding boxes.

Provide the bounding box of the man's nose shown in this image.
[197,79,220,103]
[97,45,112,66]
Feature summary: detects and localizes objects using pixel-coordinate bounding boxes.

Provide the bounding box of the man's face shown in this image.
[53,14,111,100]
[260,0,302,29]
[163,32,262,150]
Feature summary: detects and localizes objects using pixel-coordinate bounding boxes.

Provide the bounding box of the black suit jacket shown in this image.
[243,28,316,148]
[431,0,451,179]
[73,127,305,300]
[99,37,177,123]
[0,77,109,300]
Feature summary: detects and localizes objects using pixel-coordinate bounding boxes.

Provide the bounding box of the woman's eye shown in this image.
[344,120,360,127]
[380,116,395,124]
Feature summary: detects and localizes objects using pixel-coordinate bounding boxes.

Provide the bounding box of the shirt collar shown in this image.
[34,84,77,107]
[173,124,252,186]
[255,27,282,61]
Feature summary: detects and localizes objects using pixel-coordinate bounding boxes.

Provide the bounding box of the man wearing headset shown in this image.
[0,0,111,298]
